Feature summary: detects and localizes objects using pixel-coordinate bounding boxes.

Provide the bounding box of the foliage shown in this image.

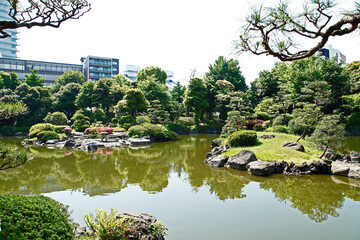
[164,123,190,133]
[345,112,360,131]
[235,0,360,61]
[220,111,246,138]
[75,80,96,110]
[253,124,263,131]
[0,195,74,239]
[44,111,68,125]
[266,125,289,134]
[83,208,129,240]
[54,125,69,134]
[93,78,125,115]
[170,81,186,103]
[128,125,147,138]
[136,115,151,124]
[0,101,27,121]
[29,123,55,133]
[0,71,20,90]
[116,89,148,117]
[184,77,209,123]
[142,123,177,140]
[205,56,247,91]
[0,126,29,135]
[29,128,41,138]
[150,221,168,239]
[112,127,126,132]
[137,66,167,84]
[24,69,44,87]
[56,70,85,86]
[52,83,81,117]
[118,115,136,125]
[0,143,28,170]
[227,130,257,147]
[147,100,170,124]
[177,117,195,126]
[343,60,360,93]
[36,131,60,141]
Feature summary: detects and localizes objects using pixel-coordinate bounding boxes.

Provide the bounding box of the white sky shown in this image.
[17,0,360,86]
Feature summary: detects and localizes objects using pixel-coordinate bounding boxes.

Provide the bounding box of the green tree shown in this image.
[56,70,85,86]
[115,89,148,117]
[0,102,27,121]
[75,80,96,110]
[170,81,186,103]
[220,111,246,138]
[138,77,171,108]
[44,112,68,125]
[93,78,124,115]
[24,69,44,87]
[0,72,20,90]
[184,78,209,123]
[113,74,131,87]
[310,115,345,159]
[344,60,360,94]
[205,56,247,92]
[137,66,167,84]
[52,83,81,117]
[236,0,360,61]
[0,89,20,103]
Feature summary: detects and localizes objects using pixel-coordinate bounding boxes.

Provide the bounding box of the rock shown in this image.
[46,139,59,144]
[274,161,287,174]
[205,152,212,158]
[205,155,229,167]
[350,151,360,163]
[87,144,98,151]
[74,223,87,238]
[281,141,305,152]
[331,161,360,179]
[64,139,76,147]
[129,138,151,146]
[258,135,275,139]
[225,150,257,170]
[211,139,221,148]
[247,161,276,176]
[211,146,227,156]
[324,150,341,161]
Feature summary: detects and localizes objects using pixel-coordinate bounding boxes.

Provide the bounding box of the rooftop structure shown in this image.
[119,64,141,81]
[0,57,82,86]
[81,56,119,82]
[0,0,18,58]
[319,45,346,64]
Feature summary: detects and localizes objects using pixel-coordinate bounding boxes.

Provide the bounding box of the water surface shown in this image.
[1,135,360,240]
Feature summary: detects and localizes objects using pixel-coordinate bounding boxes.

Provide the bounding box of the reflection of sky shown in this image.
[44,173,360,240]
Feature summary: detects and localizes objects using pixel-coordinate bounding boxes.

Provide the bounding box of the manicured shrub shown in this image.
[44,111,68,125]
[177,117,195,126]
[272,114,293,126]
[72,120,90,132]
[84,127,113,134]
[54,125,69,133]
[112,127,126,132]
[0,195,74,240]
[136,115,151,124]
[227,130,257,147]
[29,123,54,134]
[118,115,136,130]
[253,124,263,131]
[142,123,177,140]
[37,131,60,141]
[111,117,118,123]
[71,110,90,122]
[254,111,271,120]
[29,129,41,138]
[266,125,288,133]
[128,125,147,138]
[164,123,190,133]
[91,108,106,122]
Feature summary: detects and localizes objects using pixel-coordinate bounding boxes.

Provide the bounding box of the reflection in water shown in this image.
[0,135,359,224]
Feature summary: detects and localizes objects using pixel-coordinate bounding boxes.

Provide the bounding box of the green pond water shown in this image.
[1,135,360,240]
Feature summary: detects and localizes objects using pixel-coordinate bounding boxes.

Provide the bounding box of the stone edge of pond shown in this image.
[205,139,360,179]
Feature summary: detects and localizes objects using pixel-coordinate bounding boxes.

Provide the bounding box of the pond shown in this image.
[1,135,360,240]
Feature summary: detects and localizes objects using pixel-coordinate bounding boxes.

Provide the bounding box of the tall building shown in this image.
[0,57,82,86]
[81,56,119,82]
[319,45,346,64]
[0,0,18,58]
[119,64,141,81]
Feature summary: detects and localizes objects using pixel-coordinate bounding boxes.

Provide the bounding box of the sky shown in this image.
[17,0,360,86]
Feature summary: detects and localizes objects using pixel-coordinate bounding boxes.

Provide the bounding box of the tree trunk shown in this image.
[296,126,309,142]
[319,140,330,159]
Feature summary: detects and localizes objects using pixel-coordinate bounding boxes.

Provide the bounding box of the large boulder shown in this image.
[281,141,305,152]
[225,150,257,170]
[350,151,360,163]
[331,161,360,179]
[64,139,76,147]
[205,155,229,167]
[87,144,98,151]
[247,161,276,176]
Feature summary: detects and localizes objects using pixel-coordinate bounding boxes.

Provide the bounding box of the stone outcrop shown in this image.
[225,150,257,170]
[258,135,275,139]
[331,161,360,179]
[281,141,305,152]
[350,151,360,163]
[284,161,331,175]
[204,155,229,167]
[247,161,276,176]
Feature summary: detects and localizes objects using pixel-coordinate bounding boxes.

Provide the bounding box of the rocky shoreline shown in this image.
[22,132,153,150]
[205,139,360,179]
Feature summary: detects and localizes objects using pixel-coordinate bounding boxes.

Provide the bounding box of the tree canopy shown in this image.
[235,0,360,61]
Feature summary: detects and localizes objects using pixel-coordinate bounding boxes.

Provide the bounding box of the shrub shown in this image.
[164,123,190,133]
[44,111,68,125]
[29,129,41,138]
[71,110,90,122]
[227,130,257,147]
[266,125,288,133]
[111,117,118,123]
[128,125,147,138]
[84,127,113,134]
[177,117,195,126]
[253,124,263,131]
[112,127,126,132]
[0,195,74,240]
[142,123,177,140]
[29,123,54,134]
[37,131,60,141]
[54,125,69,133]
[136,115,151,124]
[118,115,136,130]
[272,114,293,126]
[91,108,106,122]
[254,111,271,120]
[345,112,360,130]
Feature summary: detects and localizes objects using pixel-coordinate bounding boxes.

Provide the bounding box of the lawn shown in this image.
[223,132,323,164]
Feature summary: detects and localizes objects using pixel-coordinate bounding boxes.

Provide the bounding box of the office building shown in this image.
[0,57,82,86]
[0,0,18,58]
[119,64,140,81]
[319,45,346,64]
[81,56,119,82]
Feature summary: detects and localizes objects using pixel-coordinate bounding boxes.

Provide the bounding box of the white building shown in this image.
[0,0,18,58]
[319,45,346,64]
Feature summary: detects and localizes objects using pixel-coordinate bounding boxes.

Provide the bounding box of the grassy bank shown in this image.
[223,132,323,164]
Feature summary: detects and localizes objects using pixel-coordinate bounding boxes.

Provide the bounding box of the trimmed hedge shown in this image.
[177,117,195,126]
[164,123,190,133]
[37,131,60,141]
[142,123,177,140]
[228,130,257,147]
[128,125,147,138]
[54,125,69,134]
[0,195,74,240]
[29,129,41,138]
[253,124,263,132]
[29,123,54,134]
[136,115,151,124]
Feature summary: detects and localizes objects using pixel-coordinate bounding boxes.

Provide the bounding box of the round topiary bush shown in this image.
[29,123,55,134]
[44,111,68,125]
[227,130,257,147]
[268,125,288,133]
[177,117,195,126]
[29,129,41,138]
[128,125,147,138]
[142,123,177,140]
[136,115,151,124]
[253,124,263,132]
[0,195,74,240]
[37,131,60,141]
